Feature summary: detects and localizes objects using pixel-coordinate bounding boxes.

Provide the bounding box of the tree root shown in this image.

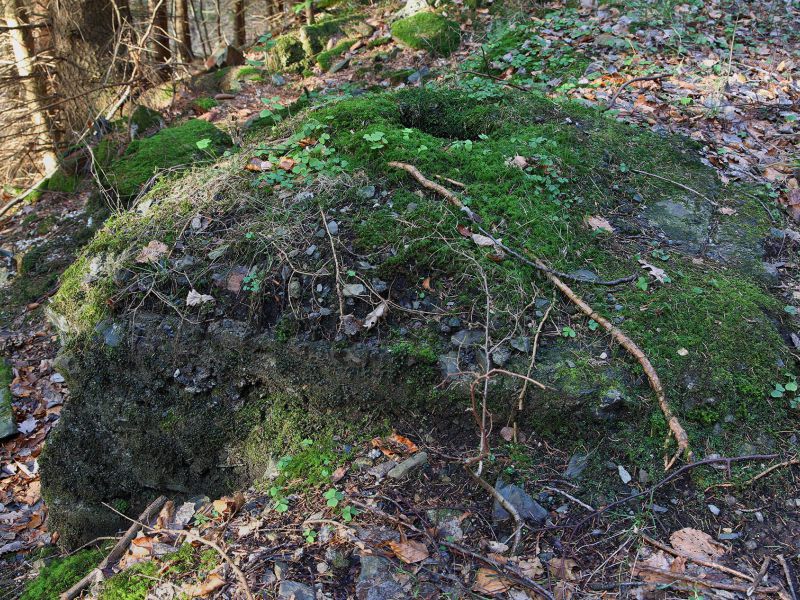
[465,465,523,555]
[389,161,691,468]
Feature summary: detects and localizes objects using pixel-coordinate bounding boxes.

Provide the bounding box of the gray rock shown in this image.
[438,352,460,378]
[326,220,339,235]
[271,74,287,86]
[343,283,365,297]
[642,194,712,254]
[718,532,740,541]
[357,554,404,600]
[450,329,484,347]
[595,388,625,420]
[368,460,397,479]
[358,185,376,199]
[568,269,599,282]
[278,580,315,600]
[492,479,549,524]
[563,453,588,479]
[708,504,721,516]
[510,336,531,353]
[491,346,511,367]
[388,451,428,479]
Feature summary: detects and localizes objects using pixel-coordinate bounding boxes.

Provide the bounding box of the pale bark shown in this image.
[2,0,59,174]
[174,0,193,61]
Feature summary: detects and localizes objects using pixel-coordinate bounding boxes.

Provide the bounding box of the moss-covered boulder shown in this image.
[0,360,14,439]
[42,86,798,547]
[391,12,461,56]
[129,105,164,138]
[104,119,231,200]
[265,34,306,71]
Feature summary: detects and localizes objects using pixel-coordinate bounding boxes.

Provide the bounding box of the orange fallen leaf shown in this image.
[370,433,418,458]
[278,157,296,171]
[388,539,429,564]
[182,572,225,597]
[245,157,273,172]
[669,528,725,561]
[548,557,579,581]
[472,567,512,595]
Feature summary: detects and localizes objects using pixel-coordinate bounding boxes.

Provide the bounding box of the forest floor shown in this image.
[1,0,799,598]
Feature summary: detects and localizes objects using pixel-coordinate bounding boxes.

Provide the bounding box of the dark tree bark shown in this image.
[148,0,171,73]
[174,0,193,61]
[233,0,246,47]
[49,0,121,133]
[304,0,313,25]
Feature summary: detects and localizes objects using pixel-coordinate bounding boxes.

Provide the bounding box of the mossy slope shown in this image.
[43,85,797,547]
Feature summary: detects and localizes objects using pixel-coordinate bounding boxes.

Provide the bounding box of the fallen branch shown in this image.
[631,168,719,207]
[465,466,523,555]
[61,496,167,600]
[607,72,671,108]
[642,534,754,583]
[388,160,689,466]
[543,486,594,511]
[101,502,255,600]
[749,557,772,597]
[745,456,799,485]
[779,554,799,600]
[319,206,346,329]
[635,566,781,594]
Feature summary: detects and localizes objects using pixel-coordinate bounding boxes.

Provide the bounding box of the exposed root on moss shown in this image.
[389,160,691,469]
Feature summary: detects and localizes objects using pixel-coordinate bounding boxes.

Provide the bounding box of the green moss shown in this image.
[300,15,357,55]
[99,561,158,600]
[1,359,14,439]
[391,12,461,56]
[44,169,80,193]
[367,35,392,48]
[317,38,356,71]
[20,549,104,600]
[266,34,306,71]
[105,119,231,199]
[193,96,219,111]
[129,105,163,134]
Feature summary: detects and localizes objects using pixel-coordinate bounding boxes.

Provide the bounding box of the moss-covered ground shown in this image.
[48,82,797,504]
[19,549,103,600]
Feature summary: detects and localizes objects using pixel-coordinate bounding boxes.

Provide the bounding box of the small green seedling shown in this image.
[561,326,576,338]
[195,138,211,150]
[323,488,344,508]
[341,505,358,523]
[303,528,317,543]
[363,131,387,150]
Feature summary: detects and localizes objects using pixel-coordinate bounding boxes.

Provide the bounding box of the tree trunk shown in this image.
[191,0,211,55]
[233,0,246,47]
[2,0,59,175]
[49,0,120,142]
[148,0,171,74]
[174,0,193,61]
[304,0,313,25]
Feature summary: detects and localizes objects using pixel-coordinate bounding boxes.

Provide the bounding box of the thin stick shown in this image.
[607,73,671,108]
[101,502,255,600]
[635,566,780,594]
[778,555,799,600]
[319,206,345,329]
[462,69,530,92]
[749,557,771,597]
[61,496,168,600]
[435,174,466,188]
[465,466,523,555]
[641,534,753,582]
[543,486,594,511]
[388,160,688,465]
[746,457,799,485]
[631,168,719,207]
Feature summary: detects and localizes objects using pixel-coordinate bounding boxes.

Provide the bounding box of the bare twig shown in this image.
[462,69,531,92]
[748,557,771,597]
[61,496,167,600]
[607,72,671,108]
[101,501,255,600]
[388,161,479,222]
[779,554,799,600]
[319,206,345,329]
[631,168,719,207]
[642,534,754,582]
[465,466,523,555]
[543,486,594,511]
[635,566,781,594]
[745,456,799,485]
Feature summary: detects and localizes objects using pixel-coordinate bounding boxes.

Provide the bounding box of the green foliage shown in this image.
[391,12,461,56]
[129,106,163,133]
[98,561,158,600]
[106,119,231,199]
[20,549,104,600]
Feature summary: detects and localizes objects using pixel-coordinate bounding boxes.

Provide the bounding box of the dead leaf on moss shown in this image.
[471,233,496,247]
[388,539,429,564]
[363,302,388,330]
[585,215,614,232]
[136,240,168,264]
[473,568,512,595]
[245,157,273,172]
[278,157,296,171]
[370,433,418,458]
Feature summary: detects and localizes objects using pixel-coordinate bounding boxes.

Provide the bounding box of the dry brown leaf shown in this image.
[388,539,429,564]
[457,224,472,238]
[136,240,168,264]
[422,277,432,291]
[278,157,296,171]
[473,568,512,595]
[548,557,579,581]
[669,527,725,561]
[500,426,514,442]
[245,157,273,172]
[635,550,673,583]
[156,500,175,530]
[509,155,529,169]
[471,233,496,247]
[182,572,225,597]
[585,215,614,233]
[363,302,387,330]
[331,465,348,483]
[370,433,418,458]
[517,557,544,579]
[212,492,244,519]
